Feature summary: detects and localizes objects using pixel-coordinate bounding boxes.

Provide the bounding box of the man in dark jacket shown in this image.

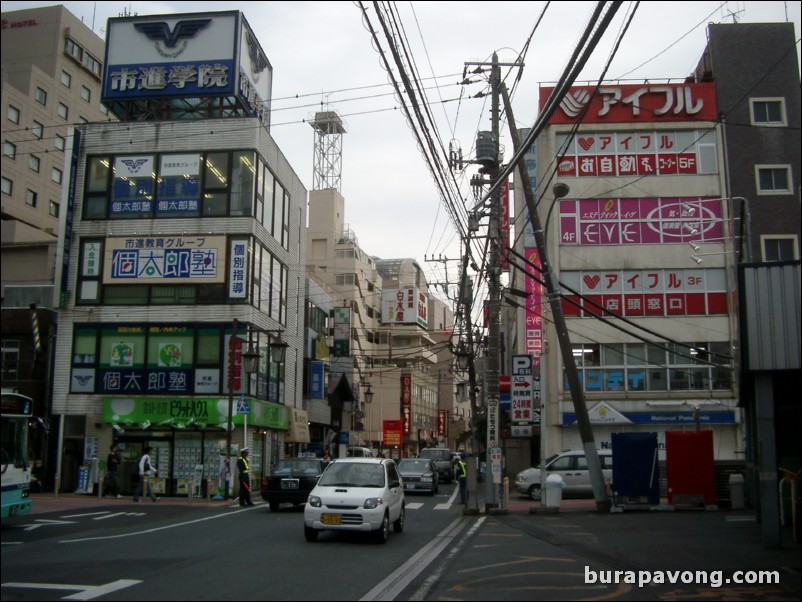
[105,444,122,498]
[237,447,254,506]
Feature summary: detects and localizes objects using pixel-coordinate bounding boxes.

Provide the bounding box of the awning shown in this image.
[286,407,310,443]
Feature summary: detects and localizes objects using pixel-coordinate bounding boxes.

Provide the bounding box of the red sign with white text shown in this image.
[540,83,718,124]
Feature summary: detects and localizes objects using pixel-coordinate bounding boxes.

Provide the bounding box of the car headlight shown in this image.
[515,475,527,484]
[363,497,384,509]
[308,495,322,508]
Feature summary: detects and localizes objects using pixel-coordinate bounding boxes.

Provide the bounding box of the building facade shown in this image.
[48,11,307,496]
[516,80,743,468]
[306,187,457,459]
[2,5,113,489]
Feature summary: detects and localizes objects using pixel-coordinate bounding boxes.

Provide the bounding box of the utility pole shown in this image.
[500,82,610,512]
[463,52,522,511]
[486,52,502,510]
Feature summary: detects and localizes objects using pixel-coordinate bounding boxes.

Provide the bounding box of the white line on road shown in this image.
[435,486,459,510]
[61,512,110,519]
[404,503,424,510]
[60,507,253,543]
[92,512,128,520]
[360,517,472,601]
[2,579,141,601]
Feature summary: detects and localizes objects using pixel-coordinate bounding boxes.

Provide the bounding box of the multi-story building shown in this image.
[694,22,800,525]
[694,22,801,263]
[516,79,742,473]
[306,186,457,459]
[48,10,306,496]
[2,5,113,488]
[2,5,112,300]
[509,22,800,504]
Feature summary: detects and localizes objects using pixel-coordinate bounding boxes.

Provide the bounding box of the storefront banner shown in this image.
[562,410,737,425]
[103,396,289,430]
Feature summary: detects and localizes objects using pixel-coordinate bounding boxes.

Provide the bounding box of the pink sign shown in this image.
[524,247,543,367]
[559,197,724,246]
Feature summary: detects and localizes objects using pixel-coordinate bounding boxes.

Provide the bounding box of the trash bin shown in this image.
[729,473,745,509]
[544,474,565,508]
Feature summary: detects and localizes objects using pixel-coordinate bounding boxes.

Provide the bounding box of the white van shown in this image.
[514,449,613,500]
[346,446,374,458]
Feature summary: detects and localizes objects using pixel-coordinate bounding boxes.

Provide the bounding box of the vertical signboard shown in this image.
[333,307,351,357]
[511,355,534,423]
[500,179,510,272]
[400,373,412,435]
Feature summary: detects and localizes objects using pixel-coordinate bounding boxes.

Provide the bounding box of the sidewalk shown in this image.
[434,494,802,601]
[27,492,231,514]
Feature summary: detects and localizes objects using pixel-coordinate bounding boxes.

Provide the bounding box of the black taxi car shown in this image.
[261,457,326,511]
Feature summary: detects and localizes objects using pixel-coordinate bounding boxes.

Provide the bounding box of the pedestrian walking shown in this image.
[456,454,468,504]
[104,444,122,498]
[237,447,254,506]
[133,446,159,502]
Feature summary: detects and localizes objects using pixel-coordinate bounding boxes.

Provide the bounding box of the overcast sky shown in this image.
[3,1,800,300]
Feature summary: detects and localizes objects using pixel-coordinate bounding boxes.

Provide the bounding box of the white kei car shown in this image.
[304,457,405,543]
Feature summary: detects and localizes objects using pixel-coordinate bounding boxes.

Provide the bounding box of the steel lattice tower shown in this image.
[311,111,346,192]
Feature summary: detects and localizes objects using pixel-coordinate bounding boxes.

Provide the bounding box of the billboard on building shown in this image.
[381,288,429,328]
[102,11,272,124]
[540,83,718,124]
[103,235,226,284]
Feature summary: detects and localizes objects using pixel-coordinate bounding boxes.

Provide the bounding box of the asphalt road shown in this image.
[3,487,800,601]
[1,485,466,601]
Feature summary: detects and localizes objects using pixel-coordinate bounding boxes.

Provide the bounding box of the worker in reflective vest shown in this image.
[456,455,467,504]
[237,448,254,507]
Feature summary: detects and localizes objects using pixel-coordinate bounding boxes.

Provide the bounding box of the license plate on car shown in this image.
[322,514,341,525]
[405,483,414,490]
[281,479,299,489]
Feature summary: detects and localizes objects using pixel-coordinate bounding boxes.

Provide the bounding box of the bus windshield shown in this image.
[1,416,28,469]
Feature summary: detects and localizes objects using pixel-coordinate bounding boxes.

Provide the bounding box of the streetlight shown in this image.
[225,318,286,500]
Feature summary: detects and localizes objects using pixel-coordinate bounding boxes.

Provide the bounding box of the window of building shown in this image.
[57,102,69,120]
[1,339,20,379]
[78,115,88,125]
[750,98,786,126]
[25,189,37,207]
[568,342,733,393]
[28,154,40,173]
[80,85,91,103]
[7,105,20,124]
[49,200,60,218]
[61,69,72,88]
[32,120,44,139]
[84,150,272,223]
[55,135,65,151]
[100,103,109,116]
[762,236,799,262]
[51,167,63,184]
[35,87,48,106]
[3,141,16,159]
[756,165,792,194]
[1,177,12,196]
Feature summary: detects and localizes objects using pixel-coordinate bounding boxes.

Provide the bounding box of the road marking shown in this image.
[22,519,77,531]
[435,487,460,510]
[360,516,475,601]
[2,579,141,600]
[92,512,128,521]
[61,512,110,519]
[405,503,424,510]
[60,506,253,543]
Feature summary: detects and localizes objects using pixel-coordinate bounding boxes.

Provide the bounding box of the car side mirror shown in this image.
[390,480,400,489]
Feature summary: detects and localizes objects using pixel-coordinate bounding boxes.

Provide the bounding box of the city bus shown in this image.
[1,392,34,518]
